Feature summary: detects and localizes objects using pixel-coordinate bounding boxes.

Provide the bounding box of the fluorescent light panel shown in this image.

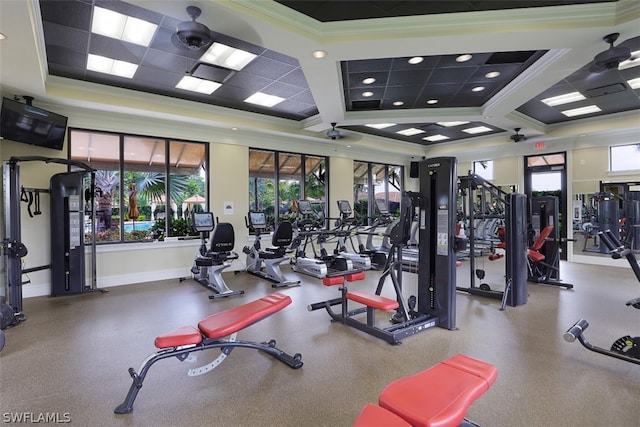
[561,105,601,117]
[618,50,640,70]
[397,128,424,136]
[365,123,395,129]
[627,77,640,89]
[175,76,221,94]
[462,126,492,134]
[541,91,585,106]
[87,54,137,78]
[423,134,449,142]
[436,121,469,127]
[244,92,285,107]
[200,43,257,71]
[91,7,157,47]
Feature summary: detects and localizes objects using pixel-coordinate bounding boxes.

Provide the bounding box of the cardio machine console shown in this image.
[249,212,267,229]
[297,200,314,215]
[192,212,215,232]
[337,200,353,216]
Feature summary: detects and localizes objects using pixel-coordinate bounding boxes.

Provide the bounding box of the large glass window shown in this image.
[70,129,208,243]
[610,143,640,172]
[249,149,327,226]
[473,160,494,181]
[353,161,404,224]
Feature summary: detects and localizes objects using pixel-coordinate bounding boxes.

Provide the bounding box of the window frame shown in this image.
[69,128,209,244]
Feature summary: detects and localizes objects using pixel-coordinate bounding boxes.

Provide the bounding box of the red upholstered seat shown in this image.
[347,271,366,282]
[378,354,497,427]
[346,291,399,311]
[353,403,411,427]
[323,275,345,286]
[198,293,291,340]
[154,326,202,349]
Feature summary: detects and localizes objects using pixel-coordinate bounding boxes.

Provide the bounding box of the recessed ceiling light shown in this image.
[87,54,138,78]
[0,33,6,40]
[426,99,438,105]
[362,91,374,97]
[365,123,396,129]
[312,50,327,59]
[462,126,492,134]
[408,57,424,64]
[627,77,640,89]
[485,71,500,78]
[397,128,425,136]
[423,134,449,142]
[561,105,601,117]
[619,50,640,70]
[541,91,585,106]
[91,6,157,47]
[200,43,257,71]
[244,92,285,107]
[393,101,404,106]
[456,54,472,62]
[436,121,469,127]
[231,127,238,131]
[362,77,376,84]
[175,76,221,94]
[472,86,485,92]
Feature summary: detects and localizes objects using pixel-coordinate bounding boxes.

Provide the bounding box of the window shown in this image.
[473,160,493,181]
[249,148,327,227]
[70,129,208,243]
[353,161,404,224]
[610,143,640,172]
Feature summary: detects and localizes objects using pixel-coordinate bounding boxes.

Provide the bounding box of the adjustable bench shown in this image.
[114,292,303,414]
[353,354,497,427]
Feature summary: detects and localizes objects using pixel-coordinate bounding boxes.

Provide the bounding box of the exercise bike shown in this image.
[242,212,300,288]
[564,228,639,365]
[180,212,244,300]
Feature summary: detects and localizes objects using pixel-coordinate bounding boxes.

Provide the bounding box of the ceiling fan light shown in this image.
[176,20,212,50]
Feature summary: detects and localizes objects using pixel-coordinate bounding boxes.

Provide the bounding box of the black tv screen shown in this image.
[0,97,68,151]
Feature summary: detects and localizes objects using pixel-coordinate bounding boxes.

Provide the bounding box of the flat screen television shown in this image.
[0,97,68,151]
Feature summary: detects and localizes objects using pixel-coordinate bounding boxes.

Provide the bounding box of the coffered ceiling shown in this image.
[0,0,638,157]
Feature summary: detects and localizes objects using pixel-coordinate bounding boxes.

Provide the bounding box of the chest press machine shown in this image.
[308,157,458,345]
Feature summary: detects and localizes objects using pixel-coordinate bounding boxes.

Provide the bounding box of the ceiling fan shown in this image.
[590,33,631,73]
[510,128,527,143]
[171,6,213,51]
[326,122,343,140]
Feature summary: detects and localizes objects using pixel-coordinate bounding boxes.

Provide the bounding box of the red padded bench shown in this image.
[354,354,497,427]
[322,270,399,326]
[115,293,302,414]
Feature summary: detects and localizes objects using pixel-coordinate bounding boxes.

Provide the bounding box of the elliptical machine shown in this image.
[334,200,372,270]
[243,212,300,288]
[564,227,639,365]
[181,212,244,300]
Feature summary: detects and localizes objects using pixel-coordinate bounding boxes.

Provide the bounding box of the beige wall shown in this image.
[572,145,640,194]
[328,156,354,219]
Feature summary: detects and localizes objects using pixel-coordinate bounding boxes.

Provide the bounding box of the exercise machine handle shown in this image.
[563,319,589,343]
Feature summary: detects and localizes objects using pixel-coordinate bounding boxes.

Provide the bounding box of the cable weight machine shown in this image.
[1,156,103,331]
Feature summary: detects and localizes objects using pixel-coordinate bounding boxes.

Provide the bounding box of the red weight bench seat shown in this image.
[115,293,302,414]
[354,354,497,427]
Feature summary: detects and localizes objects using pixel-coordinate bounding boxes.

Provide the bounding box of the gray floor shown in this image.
[1,259,639,427]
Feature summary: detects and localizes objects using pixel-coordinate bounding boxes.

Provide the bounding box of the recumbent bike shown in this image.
[243,212,300,288]
[181,212,244,300]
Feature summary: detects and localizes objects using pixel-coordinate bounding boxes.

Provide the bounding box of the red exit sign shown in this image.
[534,141,545,150]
